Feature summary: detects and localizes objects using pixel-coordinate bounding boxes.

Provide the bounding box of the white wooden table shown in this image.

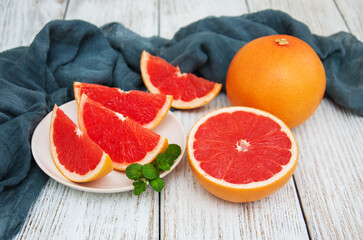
[1,0,362,239]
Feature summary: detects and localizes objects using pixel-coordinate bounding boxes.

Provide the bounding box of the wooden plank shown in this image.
[247,0,349,36]
[159,1,309,239]
[0,0,67,52]
[16,180,159,239]
[292,99,363,239]
[159,0,248,39]
[14,0,160,239]
[65,0,158,37]
[248,1,363,239]
[334,0,363,41]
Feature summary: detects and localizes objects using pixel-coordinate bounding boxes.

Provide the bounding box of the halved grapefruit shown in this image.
[78,94,168,171]
[49,105,113,182]
[187,107,298,203]
[74,82,173,129]
[140,50,222,109]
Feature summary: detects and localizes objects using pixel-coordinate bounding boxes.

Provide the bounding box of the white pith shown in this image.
[188,107,298,189]
[236,139,250,152]
[116,112,126,121]
[75,128,83,136]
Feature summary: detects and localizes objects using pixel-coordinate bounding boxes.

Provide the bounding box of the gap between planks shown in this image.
[62,0,70,20]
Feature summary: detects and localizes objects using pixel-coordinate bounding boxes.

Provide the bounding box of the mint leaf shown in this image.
[142,163,159,180]
[133,180,147,195]
[164,144,181,165]
[149,177,164,192]
[125,144,182,196]
[154,153,171,171]
[126,163,143,180]
[154,144,182,170]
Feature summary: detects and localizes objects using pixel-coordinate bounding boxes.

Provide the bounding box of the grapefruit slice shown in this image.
[140,50,222,109]
[49,105,113,182]
[78,94,168,171]
[187,107,298,203]
[74,82,173,129]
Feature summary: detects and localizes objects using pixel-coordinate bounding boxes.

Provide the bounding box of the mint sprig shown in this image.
[125,144,181,195]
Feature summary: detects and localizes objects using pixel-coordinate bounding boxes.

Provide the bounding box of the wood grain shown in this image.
[15,180,159,239]
[0,0,67,52]
[159,0,247,39]
[248,1,363,239]
[247,0,349,36]
[65,0,158,37]
[292,99,363,239]
[334,0,363,41]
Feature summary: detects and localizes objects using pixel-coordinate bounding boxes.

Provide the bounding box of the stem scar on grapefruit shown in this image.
[226,35,326,129]
[49,105,113,182]
[78,94,168,171]
[74,82,173,129]
[140,50,222,109]
[187,107,298,203]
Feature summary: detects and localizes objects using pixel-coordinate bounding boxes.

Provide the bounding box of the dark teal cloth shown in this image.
[0,10,362,239]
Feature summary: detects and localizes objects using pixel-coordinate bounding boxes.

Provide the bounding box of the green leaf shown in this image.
[125,163,144,180]
[125,144,182,196]
[154,153,171,171]
[164,144,182,164]
[149,177,164,192]
[154,144,182,170]
[142,163,159,180]
[133,180,147,195]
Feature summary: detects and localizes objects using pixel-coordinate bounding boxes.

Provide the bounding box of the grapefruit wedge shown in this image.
[78,94,168,171]
[49,105,113,182]
[74,82,172,129]
[140,50,222,109]
[187,107,298,203]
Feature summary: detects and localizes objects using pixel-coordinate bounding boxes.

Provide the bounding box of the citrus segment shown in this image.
[226,35,326,128]
[49,105,113,182]
[140,50,222,109]
[74,82,172,129]
[78,94,168,171]
[187,107,298,202]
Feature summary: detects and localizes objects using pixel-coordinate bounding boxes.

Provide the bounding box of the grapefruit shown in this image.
[49,105,113,182]
[78,94,168,171]
[187,107,298,203]
[74,82,172,129]
[226,35,326,129]
[140,50,222,109]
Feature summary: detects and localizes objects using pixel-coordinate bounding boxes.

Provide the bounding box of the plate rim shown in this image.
[31,100,186,193]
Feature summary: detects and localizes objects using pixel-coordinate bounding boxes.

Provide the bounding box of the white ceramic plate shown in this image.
[31,100,186,193]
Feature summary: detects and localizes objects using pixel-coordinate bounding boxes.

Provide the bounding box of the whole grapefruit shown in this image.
[226,35,326,129]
